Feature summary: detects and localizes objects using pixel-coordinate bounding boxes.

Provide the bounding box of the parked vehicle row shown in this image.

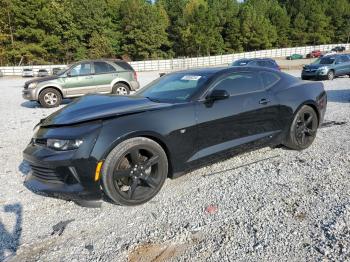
[22,68,64,78]
[287,46,347,60]
[302,54,350,80]
[22,59,140,107]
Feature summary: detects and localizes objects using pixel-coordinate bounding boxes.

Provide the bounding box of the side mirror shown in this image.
[66,72,72,77]
[206,89,229,102]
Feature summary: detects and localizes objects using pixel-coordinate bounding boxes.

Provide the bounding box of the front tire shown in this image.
[39,88,62,108]
[112,83,130,95]
[101,137,168,206]
[284,105,318,150]
[327,70,334,80]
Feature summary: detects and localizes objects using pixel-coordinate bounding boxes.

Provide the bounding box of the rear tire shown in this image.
[101,137,168,206]
[39,88,62,108]
[284,105,318,150]
[112,83,130,95]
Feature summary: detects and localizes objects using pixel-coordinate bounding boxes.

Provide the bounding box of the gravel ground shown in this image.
[0,71,349,261]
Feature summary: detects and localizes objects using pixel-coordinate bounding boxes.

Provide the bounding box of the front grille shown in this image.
[30,165,65,183]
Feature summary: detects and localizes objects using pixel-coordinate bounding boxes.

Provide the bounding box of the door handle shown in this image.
[259,98,271,105]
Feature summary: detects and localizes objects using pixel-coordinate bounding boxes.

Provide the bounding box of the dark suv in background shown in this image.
[232,58,280,71]
[22,59,140,107]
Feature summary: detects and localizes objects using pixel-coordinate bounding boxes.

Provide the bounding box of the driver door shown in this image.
[62,62,96,97]
[192,71,281,162]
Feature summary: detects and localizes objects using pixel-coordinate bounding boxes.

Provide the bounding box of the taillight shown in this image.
[133,71,137,81]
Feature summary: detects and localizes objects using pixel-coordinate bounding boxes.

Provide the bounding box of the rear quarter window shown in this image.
[260,71,281,89]
[113,61,134,71]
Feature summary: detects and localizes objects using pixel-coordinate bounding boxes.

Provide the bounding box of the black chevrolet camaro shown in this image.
[23,67,327,206]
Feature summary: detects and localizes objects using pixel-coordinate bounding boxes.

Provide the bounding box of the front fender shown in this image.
[90,103,196,175]
[35,83,65,100]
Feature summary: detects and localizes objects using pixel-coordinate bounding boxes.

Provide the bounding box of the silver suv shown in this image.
[22,59,140,107]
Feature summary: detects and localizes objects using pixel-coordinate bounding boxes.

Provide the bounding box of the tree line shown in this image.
[0,0,349,65]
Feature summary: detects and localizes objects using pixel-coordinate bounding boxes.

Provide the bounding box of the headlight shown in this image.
[28,82,38,89]
[47,139,83,151]
[318,66,327,71]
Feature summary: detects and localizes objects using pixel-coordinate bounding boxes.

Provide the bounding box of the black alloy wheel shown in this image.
[285,105,318,150]
[102,137,168,206]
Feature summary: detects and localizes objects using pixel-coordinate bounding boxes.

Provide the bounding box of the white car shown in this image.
[322,51,337,57]
[22,69,34,77]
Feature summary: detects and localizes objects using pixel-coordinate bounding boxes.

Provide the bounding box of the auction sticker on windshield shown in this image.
[181,75,202,81]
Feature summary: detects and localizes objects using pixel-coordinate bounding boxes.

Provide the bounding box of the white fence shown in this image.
[1,43,349,76]
[0,64,66,76]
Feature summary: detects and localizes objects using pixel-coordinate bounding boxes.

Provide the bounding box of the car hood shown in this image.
[40,94,172,127]
[304,64,329,70]
[25,75,59,85]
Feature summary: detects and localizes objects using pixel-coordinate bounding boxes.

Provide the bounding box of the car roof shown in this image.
[173,67,228,75]
[172,66,280,77]
[235,58,276,62]
[76,59,126,63]
[321,54,345,58]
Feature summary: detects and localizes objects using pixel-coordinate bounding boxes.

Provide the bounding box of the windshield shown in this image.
[56,67,69,75]
[232,60,250,66]
[313,57,335,65]
[136,72,212,102]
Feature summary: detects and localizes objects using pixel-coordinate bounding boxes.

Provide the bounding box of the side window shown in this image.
[94,62,116,74]
[260,71,281,88]
[341,55,350,62]
[265,61,276,68]
[255,61,265,66]
[113,61,134,72]
[70,63,91,76]
[213,72,264,96]
[335,57,343,64]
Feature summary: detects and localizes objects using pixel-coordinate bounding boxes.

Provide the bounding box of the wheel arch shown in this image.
[100,131,173,178]
[111,80,131,90]
[294,100,321,126]
[328,68,335,77]
[38,86,64,99]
